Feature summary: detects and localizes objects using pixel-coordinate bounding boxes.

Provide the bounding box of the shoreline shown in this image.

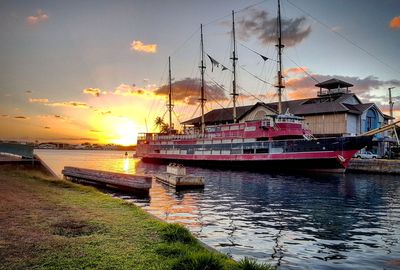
[0,162,272,270]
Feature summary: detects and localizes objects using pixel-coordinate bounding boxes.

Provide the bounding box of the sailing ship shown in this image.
[136,0,373,172]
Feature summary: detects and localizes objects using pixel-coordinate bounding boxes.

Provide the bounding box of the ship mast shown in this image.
[200,24,206,135]
[167,56,173,133]
[231,10,238,123]
[276,0,285,114]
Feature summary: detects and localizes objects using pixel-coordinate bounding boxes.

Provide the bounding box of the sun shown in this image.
[93,116,139,146]
[112,119,138,146]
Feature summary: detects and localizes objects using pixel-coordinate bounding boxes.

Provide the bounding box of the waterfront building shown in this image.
[183,78,393,156]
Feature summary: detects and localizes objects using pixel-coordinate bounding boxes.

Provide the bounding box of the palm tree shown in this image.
[154,117,169,133]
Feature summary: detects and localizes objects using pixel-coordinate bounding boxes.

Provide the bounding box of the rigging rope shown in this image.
[203,0,269,27]
[239,43,276,62]
[282,52,320,84]
[286,0,400,76]
[239,65,275,86]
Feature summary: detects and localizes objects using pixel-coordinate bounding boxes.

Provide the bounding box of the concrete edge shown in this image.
[34,154,59,178]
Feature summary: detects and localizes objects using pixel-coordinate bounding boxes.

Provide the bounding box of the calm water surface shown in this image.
[36,149,400,269]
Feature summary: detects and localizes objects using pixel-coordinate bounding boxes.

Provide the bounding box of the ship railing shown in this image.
[150,131,250,141]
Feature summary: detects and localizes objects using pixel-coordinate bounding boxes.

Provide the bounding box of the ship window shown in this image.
[243,149,254,154]
[256,148,269,154]
[231,149,241,154]
[154,149,160,153]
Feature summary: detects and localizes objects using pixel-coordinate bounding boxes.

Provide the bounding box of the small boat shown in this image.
[154,163,205,188]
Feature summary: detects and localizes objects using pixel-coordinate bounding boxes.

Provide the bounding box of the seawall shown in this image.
[348,159,400,174]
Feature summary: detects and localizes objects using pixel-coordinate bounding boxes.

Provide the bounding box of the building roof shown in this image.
[182,102,276,125]
[268,93,358,116]
[183,92,389,125]
[182,77,391,125]
[315,78,354,89]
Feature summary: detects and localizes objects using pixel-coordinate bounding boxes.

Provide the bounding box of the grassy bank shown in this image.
[0,165,273,270]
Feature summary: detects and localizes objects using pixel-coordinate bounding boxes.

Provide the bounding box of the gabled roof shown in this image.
[343,103,374,114]
[268,93,358,116]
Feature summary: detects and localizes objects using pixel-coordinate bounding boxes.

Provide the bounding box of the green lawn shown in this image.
[0,165,273,270]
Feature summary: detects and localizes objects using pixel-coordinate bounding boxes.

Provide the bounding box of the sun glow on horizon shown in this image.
[112,119,138,146]
[92,116,139,146]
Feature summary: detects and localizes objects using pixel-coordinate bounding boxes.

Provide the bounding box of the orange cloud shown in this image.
[130,40,157,53]
[284,67,308,77]
[26,9,49,25]
[46,101,89,108]
[285,77,316,98]
[83,88,101,97]
[37,114,70,121]
[389,16,400,29]
[113,83,156,97]
[14,116,29,120]
[29,98,49,103]
[155,78,228,105]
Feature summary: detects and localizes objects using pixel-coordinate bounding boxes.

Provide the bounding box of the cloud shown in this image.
[44,126,51,129]
[26,9,48,25]
[389,16,400,29]
[1,114,9,118]
[29,98,49,103]
[236,9,311,47]
[14,116,29,120]
[113,83,155,96]
[100,110,112,115]
[25,90,32,94]
[130,40,157,53]
[83,88,101,97]
[46,101,89,108]
[155,78,228,105]
[283,67,308,77]
[36,114,71,122]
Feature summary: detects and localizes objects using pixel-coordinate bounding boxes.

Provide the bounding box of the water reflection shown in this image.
[36,150,400,270]
[123,157,130,172]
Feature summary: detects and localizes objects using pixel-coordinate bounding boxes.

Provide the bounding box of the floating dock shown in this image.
[154,164,205,188]
[62,166,152,192]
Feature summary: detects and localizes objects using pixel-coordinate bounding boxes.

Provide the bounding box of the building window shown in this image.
[366,109,377,131]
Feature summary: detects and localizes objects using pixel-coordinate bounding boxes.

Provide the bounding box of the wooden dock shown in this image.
[154,173,205,188]
[62,166,152,192]
[153,164,205,188]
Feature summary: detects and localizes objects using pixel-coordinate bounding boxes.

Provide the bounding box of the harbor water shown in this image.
[36,149,400,269]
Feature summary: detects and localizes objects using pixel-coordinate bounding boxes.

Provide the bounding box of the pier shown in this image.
[154,163,205,188]
[348,159,400,174]
[62,166,152,192]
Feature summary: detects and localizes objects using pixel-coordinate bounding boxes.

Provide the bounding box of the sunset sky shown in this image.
[1,0,399,145]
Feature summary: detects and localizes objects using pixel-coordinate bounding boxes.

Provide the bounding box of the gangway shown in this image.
[361,120,400,145]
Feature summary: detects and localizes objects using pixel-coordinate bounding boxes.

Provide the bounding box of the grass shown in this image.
[0,165,274,270]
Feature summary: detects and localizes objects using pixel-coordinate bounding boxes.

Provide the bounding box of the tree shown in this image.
[154,117,169,133]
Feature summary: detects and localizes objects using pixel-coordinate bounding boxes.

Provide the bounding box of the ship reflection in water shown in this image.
[36,150,400,270]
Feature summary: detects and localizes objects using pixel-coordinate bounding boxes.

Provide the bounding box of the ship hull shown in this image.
[137,136,373,173]
[142,156,349,173]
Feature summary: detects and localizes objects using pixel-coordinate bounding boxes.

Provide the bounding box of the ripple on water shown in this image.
[36,150,400,270]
